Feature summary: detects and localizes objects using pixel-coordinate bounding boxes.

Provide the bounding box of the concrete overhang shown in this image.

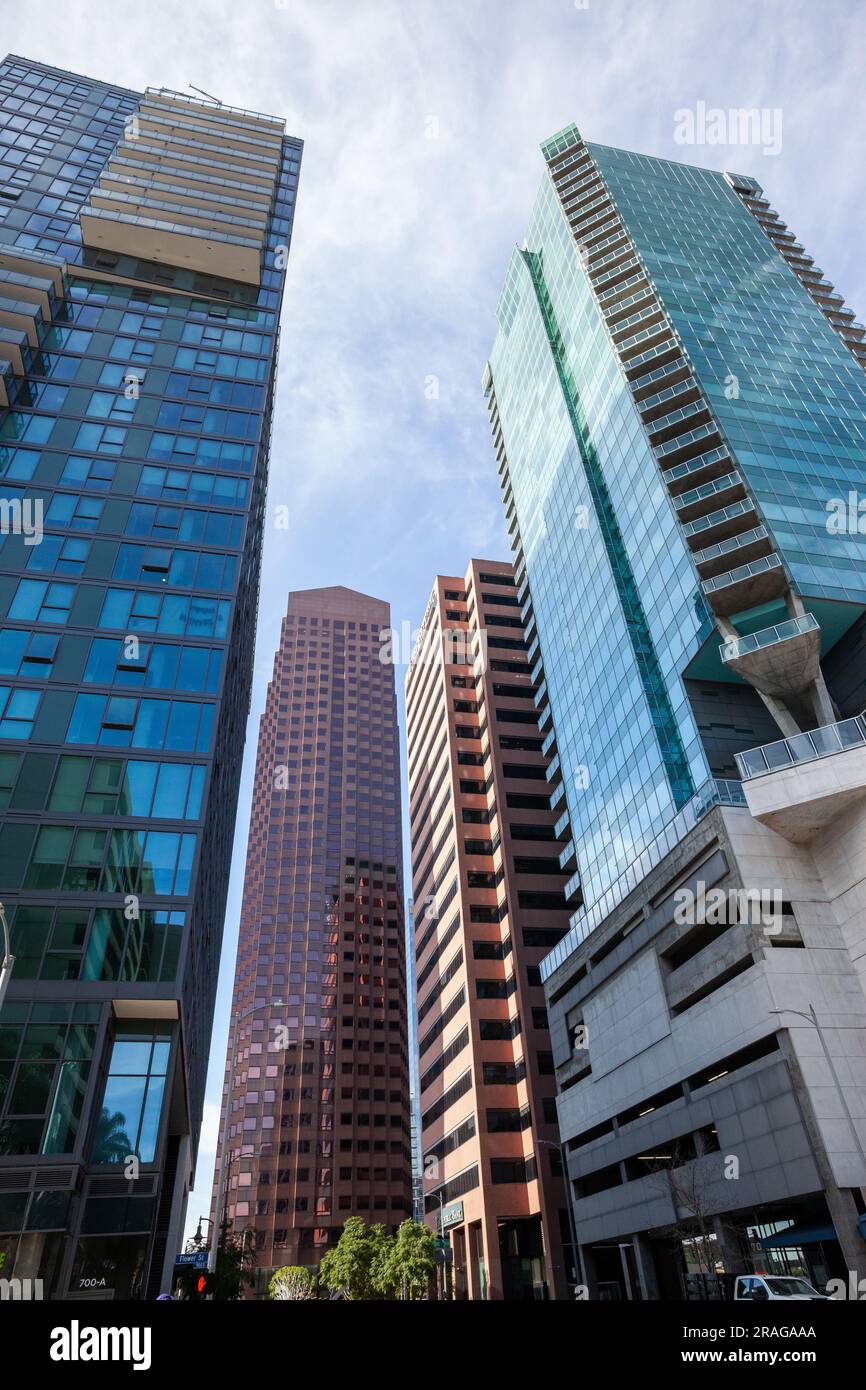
[0,296,40,348]
[742,742,866,843]
[112,999,179,1020]
[703,557,787,617]
[0,267,55,317]
[0,327,27,374]
[80,207,262,285]
[721,619,821,696]
[0,247,65,298]
[79,90,281,288]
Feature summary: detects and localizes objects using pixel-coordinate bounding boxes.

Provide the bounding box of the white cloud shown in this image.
[7,0,865,1249]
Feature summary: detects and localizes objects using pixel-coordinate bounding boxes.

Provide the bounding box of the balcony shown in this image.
[720,612,821,696]
[701,553,786,617]
[647,399,711,446]
[637,378,700,422]
[79,89,282,286]
[0,294,42,349]
[737,712,866,779]
[549,779,567,817]
[559,839,578,874]
[682,497,759,546]
[0,324,29,375]
[654,419,723,469]
[736,713,866,843]
[662,445,733,495]
[674,472,746,525]
[693,525,771,578]
[715,777,747,807]
[631,358,692,400]
[0,246,65,300]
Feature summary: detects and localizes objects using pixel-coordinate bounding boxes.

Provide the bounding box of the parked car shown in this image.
[733,1274,828,1301]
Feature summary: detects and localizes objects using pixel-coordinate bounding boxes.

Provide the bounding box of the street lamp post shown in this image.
[770,1004,866,1176]
[428,1188,447,1301]
[192,1215,214,1249]
[0,901,15,1012]
[209,999,286,1277]
[538,1137,583,1293]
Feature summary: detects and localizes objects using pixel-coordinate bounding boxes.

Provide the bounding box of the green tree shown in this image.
[269,1265,315,1300]
[376,1220,436,1300]
[92,1107,133,1164]
[198,1223,256,1300]
[319,1217,394,1300]
[175,1224,256,1300]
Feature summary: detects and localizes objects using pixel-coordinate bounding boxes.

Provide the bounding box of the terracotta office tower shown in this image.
[212,586,412,1289]
[405,559,574,1300]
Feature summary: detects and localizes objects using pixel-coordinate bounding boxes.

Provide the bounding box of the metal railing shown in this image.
[540,777,747,980]
[701,551,781,594]
[736,712,866,780]
[720,611,819,661]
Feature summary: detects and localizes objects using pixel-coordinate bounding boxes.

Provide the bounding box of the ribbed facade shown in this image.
[212,587,412,1292]
[405,559,571,1300]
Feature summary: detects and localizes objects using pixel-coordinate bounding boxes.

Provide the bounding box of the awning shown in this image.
[760,1223,836,1249]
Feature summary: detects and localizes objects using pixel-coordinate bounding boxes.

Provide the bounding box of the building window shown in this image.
[92,1028,171,1164]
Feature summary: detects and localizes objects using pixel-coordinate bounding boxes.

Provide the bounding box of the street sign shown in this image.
[175,1251,208,1268]
[434,1248,453,1264]
[434,1236,450,1249]
[441,1200,463,1229]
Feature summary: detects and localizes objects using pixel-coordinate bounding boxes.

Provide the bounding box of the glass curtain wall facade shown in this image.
[0,55,301,1299]
[484,124,866,1297]
[211,587,412,1293]
[485,122,866,958]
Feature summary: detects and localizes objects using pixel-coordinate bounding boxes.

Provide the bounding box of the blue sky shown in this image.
[7,0,865,1243]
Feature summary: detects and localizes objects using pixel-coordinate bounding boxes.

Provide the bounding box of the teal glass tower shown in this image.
[484,124,866,1295]
[0,55,301,1298]
[485,124,866,962]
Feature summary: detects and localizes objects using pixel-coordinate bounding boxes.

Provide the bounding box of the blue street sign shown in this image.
[175,1251,209,1268]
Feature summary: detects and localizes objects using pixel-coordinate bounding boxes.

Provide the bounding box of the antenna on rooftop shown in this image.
[188,84,223,106]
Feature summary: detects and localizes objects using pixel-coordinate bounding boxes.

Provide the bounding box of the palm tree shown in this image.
[93,1107,133,1163]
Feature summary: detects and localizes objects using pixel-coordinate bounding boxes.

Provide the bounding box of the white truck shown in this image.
[732,1274,828,1301]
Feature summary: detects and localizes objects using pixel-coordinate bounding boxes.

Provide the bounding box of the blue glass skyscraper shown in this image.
[0,55,300,1299]
[485,125,866,1295]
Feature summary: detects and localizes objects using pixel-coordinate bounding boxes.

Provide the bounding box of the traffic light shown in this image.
[175,1264,214,1300]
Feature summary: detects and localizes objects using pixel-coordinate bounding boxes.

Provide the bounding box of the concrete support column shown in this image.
[810,670,837,726]
[823,1185,866,1284]
[780,1033,866,1284]
[465,1217,492,1300]
[482,1208,504,1300]
[158,1132,191,1295]
[786,591,806,619]
[579,1241,598,1298]
[757,689,802,737]
[712,1214,746,1274]
[632,1232,661,1299]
